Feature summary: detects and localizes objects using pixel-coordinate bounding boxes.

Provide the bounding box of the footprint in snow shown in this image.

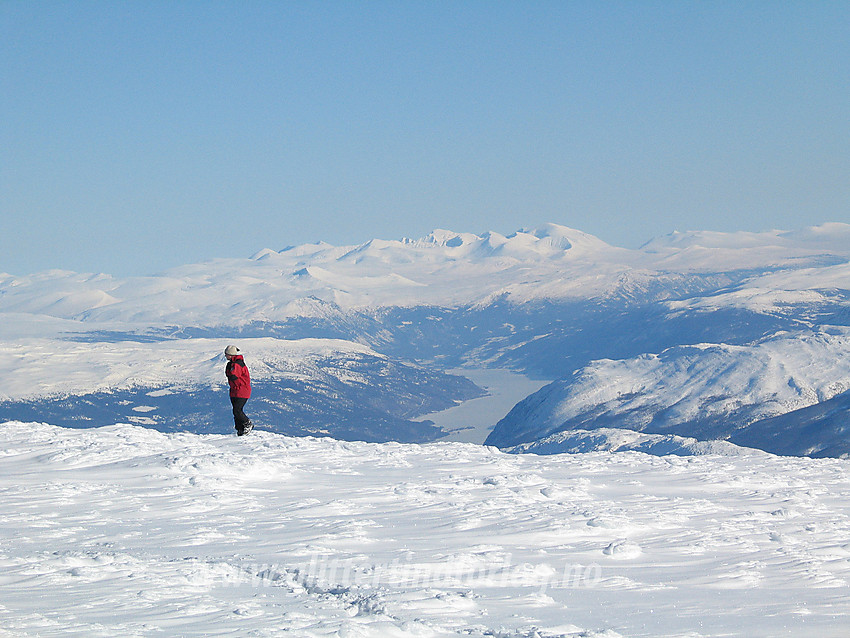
[602,539,642,559]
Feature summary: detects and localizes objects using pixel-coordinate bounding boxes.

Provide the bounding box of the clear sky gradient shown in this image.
[2,1,848,276]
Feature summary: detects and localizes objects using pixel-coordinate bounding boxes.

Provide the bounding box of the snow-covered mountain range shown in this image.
[3,223,848,322]
[2,222,850,455]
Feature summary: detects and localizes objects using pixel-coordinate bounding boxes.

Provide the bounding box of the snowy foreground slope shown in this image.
[3,422,850,637]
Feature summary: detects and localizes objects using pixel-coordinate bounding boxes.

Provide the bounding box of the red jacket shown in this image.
[226,355,251,399]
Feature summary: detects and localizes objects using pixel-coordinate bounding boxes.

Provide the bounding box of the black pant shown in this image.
[230,397,250,431]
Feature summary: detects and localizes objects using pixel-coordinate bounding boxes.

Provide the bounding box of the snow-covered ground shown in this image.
[2,422,850,637]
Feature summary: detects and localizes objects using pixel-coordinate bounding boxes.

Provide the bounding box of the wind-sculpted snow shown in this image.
[487,328,850,455]
[2,422,849,636]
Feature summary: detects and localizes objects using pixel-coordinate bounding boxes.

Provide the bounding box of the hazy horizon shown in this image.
[3,2,848,277]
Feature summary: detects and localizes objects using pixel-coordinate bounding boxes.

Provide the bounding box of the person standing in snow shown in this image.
[224,345,253,435]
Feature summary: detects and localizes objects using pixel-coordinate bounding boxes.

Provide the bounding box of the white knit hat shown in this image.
[224,345,240,356]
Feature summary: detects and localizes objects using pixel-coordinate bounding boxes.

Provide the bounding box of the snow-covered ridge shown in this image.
[0,337,380,401]
[642,223,850,252]
[504,427,767,457]
[0,336,481,442]
[487,328,850,456]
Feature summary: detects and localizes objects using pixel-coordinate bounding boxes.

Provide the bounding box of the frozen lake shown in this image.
[415,368,550,444]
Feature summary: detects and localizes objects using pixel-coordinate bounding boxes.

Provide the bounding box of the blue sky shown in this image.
[2,1,848,276]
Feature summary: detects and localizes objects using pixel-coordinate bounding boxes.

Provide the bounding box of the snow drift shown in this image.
[2,421,849,637]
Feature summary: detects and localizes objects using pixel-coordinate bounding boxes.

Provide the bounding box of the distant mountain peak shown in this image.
[641,223,850,253]
[420,229,479,247]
